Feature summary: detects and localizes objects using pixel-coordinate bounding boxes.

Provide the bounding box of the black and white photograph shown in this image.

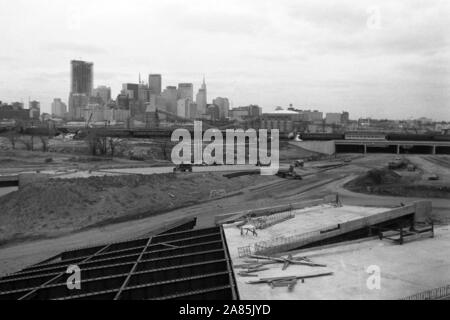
[0,0,449,306]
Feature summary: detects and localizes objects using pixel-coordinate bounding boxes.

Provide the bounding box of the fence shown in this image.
[237,215,376,257]
[252,211,295,229]
[253,229,321,255]
[401,285,450,300]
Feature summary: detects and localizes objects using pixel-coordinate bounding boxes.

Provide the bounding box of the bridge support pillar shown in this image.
[432,145,436,155]
[396,145,400,154]
[363,144,367,154]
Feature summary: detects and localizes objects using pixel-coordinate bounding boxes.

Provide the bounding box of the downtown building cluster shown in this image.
[67,60,231,126]
[1,60,449,135]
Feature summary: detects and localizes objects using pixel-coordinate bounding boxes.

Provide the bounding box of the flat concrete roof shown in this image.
[224,204,389,261]
[224,204,450,299]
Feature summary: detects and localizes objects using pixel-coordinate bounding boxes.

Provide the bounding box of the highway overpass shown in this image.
[335,140,450,154]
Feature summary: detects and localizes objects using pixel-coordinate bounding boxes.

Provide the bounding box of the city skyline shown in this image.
[0,0,449,120]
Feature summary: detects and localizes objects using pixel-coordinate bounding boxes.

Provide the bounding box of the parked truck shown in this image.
[276,165,302,180]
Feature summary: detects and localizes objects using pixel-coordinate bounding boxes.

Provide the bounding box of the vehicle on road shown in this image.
[428,174,439,180]
[389,158,406,169]
[293,160,305,168]
[173,163,193,172]
[276,165,302,180]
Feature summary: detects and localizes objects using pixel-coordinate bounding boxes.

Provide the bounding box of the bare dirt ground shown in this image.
[0,172,278,244]
[1,153,449,277]
[344,155,450,199]
[0,138,317,173]
[0,149,171,175]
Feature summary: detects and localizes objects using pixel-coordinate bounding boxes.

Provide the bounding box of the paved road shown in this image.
[49,164,275,179]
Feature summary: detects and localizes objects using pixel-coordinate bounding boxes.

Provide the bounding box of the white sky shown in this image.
[0,0,449,120]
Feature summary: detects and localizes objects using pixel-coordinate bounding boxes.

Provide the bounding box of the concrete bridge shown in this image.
[335,140,450,155]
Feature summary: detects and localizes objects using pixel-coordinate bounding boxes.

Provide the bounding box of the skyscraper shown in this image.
[51,98,67,117]
[29,100,40,119]
[92,86,111,105]
[138,83,151,102]
[149,74,162,95]
[122,83,139,100]
[195,77,207,117]
[161,86,178,114]
[177,83,193,100]
[213,97,230,120]
[70,60,94,95]
[177,98,191,118]
[69,60,93,119]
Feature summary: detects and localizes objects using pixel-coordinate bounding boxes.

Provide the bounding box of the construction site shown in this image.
[0,136,450,299]
[2,0,450,306]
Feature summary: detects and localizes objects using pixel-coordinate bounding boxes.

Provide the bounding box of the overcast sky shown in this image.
[0,0,449,120]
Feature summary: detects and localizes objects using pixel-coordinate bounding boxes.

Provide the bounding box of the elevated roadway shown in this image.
[335,139,450,154]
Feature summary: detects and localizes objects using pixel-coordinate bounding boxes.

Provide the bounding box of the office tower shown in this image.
[116,93,130,109]
[325,113,342,125]
[189,102,198,119]
[149,74,162,95]
[161,86,178,114]
[138,83,151,102]
[122,83,139,100]
[51,98,67,117]
[195,77,207,116]
[69,93,89,119]
[206,104,220,121]
[248,104,262,117]
[11,102,24,110]
[213,97,230,120]
[178,83,194,100]
[92,86,111,105]
[69,60,93,119]
[70,60,93,95]
[177,98,192,118]
[341,111,350,124]
[29,100,40,119]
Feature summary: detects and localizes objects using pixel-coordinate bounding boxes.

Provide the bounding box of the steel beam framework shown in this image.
[0,221,238,300]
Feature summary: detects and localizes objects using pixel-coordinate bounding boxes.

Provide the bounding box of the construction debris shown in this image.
[246,272,334,285]
[240,225,258,236]
[270,278,299,291]
[249,254,327,269]
[237,273,258,277]
[237,267,270,277]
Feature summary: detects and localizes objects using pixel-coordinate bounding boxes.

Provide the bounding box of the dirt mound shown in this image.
[0,173,272,244]
[344,168,450,199]
[279,141,321,161]
[354,168,401,186]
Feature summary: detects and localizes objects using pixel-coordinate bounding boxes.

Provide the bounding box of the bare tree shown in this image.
[85,131,99,156]
[20,135,34,151]
[85,131,118,157]
[159,140,171,160]
[39,136,49,152]
[108,138,120,157]
[3,130,18,150]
